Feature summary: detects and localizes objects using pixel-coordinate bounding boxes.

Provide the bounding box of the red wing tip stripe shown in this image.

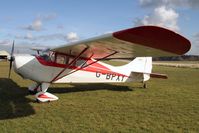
[113,26,191,55]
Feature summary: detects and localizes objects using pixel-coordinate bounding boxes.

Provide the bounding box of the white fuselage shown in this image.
[13,54,144,84]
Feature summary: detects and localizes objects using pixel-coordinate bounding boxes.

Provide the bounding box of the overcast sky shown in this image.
[0,0,198,55]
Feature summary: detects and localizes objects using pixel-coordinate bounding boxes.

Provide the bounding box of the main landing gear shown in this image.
[28,83,58,102]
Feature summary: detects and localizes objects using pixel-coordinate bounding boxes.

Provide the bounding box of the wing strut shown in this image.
[50,46,89,83]
[53,50,118,81]
[80,53,94,68]
[83,51,118,68]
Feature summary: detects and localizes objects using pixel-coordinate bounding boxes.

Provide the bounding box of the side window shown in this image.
[68,57,76,66]
[56,55,66,64]
[76,60,85,67]
[65,56,69,64]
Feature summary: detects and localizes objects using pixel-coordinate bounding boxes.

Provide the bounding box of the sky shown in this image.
[0,0,199,55]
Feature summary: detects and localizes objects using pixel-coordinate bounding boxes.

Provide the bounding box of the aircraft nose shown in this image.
[13,55,35,70]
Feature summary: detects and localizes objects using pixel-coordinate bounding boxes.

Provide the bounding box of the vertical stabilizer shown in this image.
[118,57,152,82]
[120,57,152,73]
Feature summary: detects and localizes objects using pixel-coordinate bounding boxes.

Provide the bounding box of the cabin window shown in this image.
[40,54,51,62]
[76,60,85,67]
[54,54,88,67]
[56,55,66,64]
[68,57,76,66]
[40,51,56,62]
[68,58,88,67]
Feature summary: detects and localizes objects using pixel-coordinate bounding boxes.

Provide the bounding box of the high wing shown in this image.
[50,26,191,59]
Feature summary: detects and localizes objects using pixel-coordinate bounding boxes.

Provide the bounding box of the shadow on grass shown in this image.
[0,78,133,120]
[0,78,35,120]
[49,83,133,94]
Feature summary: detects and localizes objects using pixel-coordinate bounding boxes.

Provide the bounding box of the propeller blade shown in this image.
[11,41,14,56]
[8,41,15,78]
[8,59,12,78]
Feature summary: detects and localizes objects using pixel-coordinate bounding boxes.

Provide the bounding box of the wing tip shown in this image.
[113,26,191,55]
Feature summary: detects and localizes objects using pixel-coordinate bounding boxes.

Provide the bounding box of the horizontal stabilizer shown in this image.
[150,73,168,79]
[132,72,168,79]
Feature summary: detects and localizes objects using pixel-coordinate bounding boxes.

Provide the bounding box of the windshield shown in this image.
[40,51,54,62]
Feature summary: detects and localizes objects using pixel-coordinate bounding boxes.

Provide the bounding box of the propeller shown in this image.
[8,41,15,78]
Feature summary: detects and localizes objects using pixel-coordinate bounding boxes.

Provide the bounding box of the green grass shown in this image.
[0,61,199,133]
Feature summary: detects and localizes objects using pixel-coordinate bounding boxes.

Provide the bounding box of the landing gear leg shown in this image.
[28,83,41,95]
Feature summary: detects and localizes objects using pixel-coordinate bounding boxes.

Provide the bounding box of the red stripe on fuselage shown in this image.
[36,56,128,79]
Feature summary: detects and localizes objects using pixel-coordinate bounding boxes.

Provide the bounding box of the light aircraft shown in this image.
[8,26,191,102]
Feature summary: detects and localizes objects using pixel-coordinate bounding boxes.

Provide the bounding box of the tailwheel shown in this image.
[143,82,147,88]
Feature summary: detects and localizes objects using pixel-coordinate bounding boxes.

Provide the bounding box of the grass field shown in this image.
[0,61,199,133]
[153,61,199,69]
